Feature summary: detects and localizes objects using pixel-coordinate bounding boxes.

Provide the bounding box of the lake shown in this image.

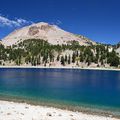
[0,68,120,116]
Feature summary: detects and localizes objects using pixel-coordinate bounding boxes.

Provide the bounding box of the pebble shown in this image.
[46,112,52,116]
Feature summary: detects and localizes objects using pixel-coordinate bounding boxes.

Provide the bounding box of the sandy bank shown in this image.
[0,65,120,71]
[0,100,119,120]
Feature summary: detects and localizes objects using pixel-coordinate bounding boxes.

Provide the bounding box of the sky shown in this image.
[0,0,120,44]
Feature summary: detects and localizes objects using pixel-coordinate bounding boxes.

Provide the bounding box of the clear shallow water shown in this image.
[0,68,120,116]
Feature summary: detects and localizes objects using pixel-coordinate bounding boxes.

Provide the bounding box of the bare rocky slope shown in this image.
[1,22,96,46]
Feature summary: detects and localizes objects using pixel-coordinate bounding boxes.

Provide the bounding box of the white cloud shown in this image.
[0,15,32,27]
[56,20,62,25]
[51,20,62,26]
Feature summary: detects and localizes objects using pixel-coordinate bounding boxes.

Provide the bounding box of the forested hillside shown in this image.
[0,39,119,68]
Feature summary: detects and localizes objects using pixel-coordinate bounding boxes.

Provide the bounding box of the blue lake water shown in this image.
[0,68,120,116]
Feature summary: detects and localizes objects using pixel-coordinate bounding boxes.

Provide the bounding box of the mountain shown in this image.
[114,42,120,55]
[1,22,96,46]
[0,23,120,68]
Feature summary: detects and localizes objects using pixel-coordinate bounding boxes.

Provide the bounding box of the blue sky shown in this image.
[0,0,120,44]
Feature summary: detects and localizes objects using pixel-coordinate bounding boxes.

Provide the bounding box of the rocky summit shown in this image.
[1,22,96,46]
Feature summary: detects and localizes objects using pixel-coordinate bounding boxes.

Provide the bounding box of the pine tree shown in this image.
[72,52,76,63]
[57,55,60,61]
[68,55,71,64]
[61,56,65,66]
[65,55,67,62]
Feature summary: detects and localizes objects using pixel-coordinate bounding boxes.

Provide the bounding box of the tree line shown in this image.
[0,39,119,67]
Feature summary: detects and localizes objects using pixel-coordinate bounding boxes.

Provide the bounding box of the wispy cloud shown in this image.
[56,20,62,25]
[51,20,62,26]
[0,15,32,27]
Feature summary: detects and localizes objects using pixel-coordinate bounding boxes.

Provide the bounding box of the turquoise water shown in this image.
[0,68,120,116]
